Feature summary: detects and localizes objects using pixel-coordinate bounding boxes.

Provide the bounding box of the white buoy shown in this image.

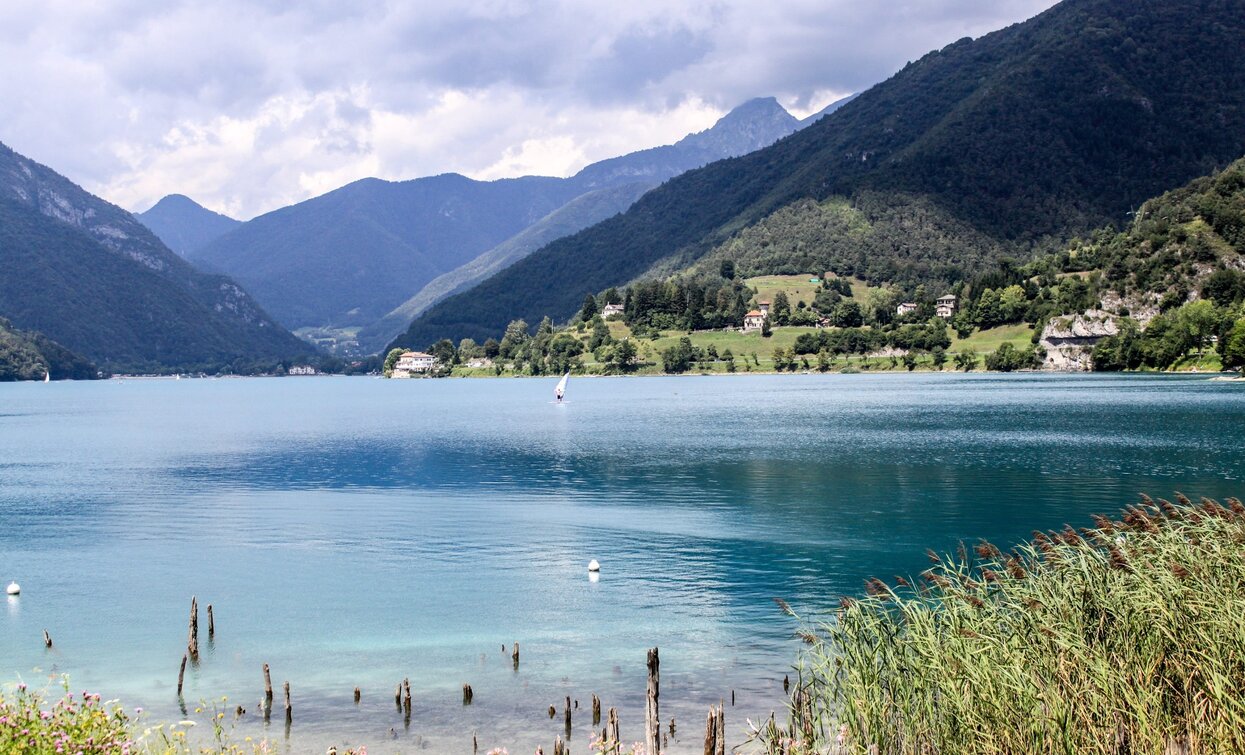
[587,559,600,572]
[6,582,19,596]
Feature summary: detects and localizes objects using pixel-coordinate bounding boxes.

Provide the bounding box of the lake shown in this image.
[2,373,1243,753]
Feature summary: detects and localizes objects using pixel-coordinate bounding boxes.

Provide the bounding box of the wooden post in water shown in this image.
[395,683,402,709]
[263,663,274,708]
[512,642,520,670]
[564,695,572,734]
[553,736,565,755]
[283,681,291,722]
[645,648,660,755]
[187,597,199,659]
[43,629,52,648]
[177,653,187,697]
[607,707,620,752]
[548,704,556,719]
[354,686,361,704]
[463,684,473,704]
[717,702,727,755]
[592,694,601,726]
[403,678,412,715]
[207,604,214,638]
[783,674,789,694]
[473,733,478,754]
[703,706,717,755]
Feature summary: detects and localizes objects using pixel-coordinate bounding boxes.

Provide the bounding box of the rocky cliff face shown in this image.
[1040,310,1120,371]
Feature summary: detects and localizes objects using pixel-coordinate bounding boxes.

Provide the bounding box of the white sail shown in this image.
[43,371,50,383]
[555,372,569,401]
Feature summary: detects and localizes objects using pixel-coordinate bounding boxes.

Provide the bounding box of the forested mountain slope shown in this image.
[392,0,1245,348]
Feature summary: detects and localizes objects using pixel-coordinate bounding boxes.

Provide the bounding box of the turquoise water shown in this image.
[1,373,1243,753]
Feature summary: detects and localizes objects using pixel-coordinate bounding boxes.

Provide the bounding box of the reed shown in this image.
[762,494,1245,754]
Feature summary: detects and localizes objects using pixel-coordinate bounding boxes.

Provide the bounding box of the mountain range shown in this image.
[151,95,852,353]
[390,0,1245,350]
[0,142,313,373]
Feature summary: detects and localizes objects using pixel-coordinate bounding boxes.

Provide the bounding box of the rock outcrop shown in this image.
[1040,310,1120,371]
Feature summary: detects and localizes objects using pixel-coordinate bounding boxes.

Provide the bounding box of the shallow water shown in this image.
[1,373,1243,753]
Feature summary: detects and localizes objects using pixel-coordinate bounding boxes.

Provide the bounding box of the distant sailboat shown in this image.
[555,372,569,403]
[43,371,50,383]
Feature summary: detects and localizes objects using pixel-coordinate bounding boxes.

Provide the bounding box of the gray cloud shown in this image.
[0,0,1058,219]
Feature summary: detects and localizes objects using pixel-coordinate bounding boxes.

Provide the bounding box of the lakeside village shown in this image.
[383,269,1212,379]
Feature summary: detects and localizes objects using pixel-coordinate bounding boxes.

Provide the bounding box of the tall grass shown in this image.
[766,494,1245,755]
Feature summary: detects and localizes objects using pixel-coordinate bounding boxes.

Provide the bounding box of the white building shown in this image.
[936,294,957,319]
[287,365,318,376]
[742,310,767,331]
[393,351,437,377]
[601,303,625,319]
[897,302,918,317]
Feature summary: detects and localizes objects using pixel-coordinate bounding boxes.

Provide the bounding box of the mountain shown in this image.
[0,316,97,381]
[137,194,241,256]
[191,97,807,345]
[355,181,654,353]
[390,0,1245,349]
[0,142,314,373]
[799,93,859,126]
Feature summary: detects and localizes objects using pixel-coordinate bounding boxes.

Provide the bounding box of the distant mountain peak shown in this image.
[137,193,241,257]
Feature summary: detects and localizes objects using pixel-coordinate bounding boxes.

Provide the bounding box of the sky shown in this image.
[1,0,1059,220]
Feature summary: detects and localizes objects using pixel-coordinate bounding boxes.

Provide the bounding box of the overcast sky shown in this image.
[2,0,1058,220]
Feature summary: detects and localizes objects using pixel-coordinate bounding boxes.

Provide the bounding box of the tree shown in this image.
[661,337,696,374]
[771,291,791,325]
[580,294,599,321]
[831,300,864,328]
[499,319,530,359]
[383,348,403,376]
[1218,317,1245,371]
[482,338,500,358]
[954,349,978,371]
[931,346,947,370]
[903,352,918,371]
[720,259,736,280]
[722,347,736,372]
[1175,300,1221,356]
[588,317,612,350]
[984,342,1038,372]
[611,339,638,372]
[761,318,772,337]
[430,338,457,366]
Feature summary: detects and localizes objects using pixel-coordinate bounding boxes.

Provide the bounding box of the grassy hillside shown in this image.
[394,0,1245,350]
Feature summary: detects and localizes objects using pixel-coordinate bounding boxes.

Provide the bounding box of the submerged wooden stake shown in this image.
[403,677,412,713]
[463,683,473,705]
[43,629,52,648]
[592,694,601,726]
[512,641,520,670]
[645,647,660,755]
[177,653,187,697]
[283,681,291,722]
[395,683,402,708]
[553,735,565,755]
[263,663,273,707]
[548,704,556,719]
[187,597,199,658]
[783,674,789,694]
[564,695,572,733]
[354,686,361,704]
[704,706,717,755]
[207,604,214,638]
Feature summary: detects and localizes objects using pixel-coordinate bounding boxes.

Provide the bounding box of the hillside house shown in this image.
[897,302,918,316]
[601,303,625,319]
[743,310,767,331]
[758,300,771,316]
[393,350,437,377]
[936,294,957,319]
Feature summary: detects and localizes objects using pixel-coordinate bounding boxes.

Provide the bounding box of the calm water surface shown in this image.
[2,373,1243,753]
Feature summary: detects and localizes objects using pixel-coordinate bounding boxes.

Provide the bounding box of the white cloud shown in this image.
[0,0,1059,219]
